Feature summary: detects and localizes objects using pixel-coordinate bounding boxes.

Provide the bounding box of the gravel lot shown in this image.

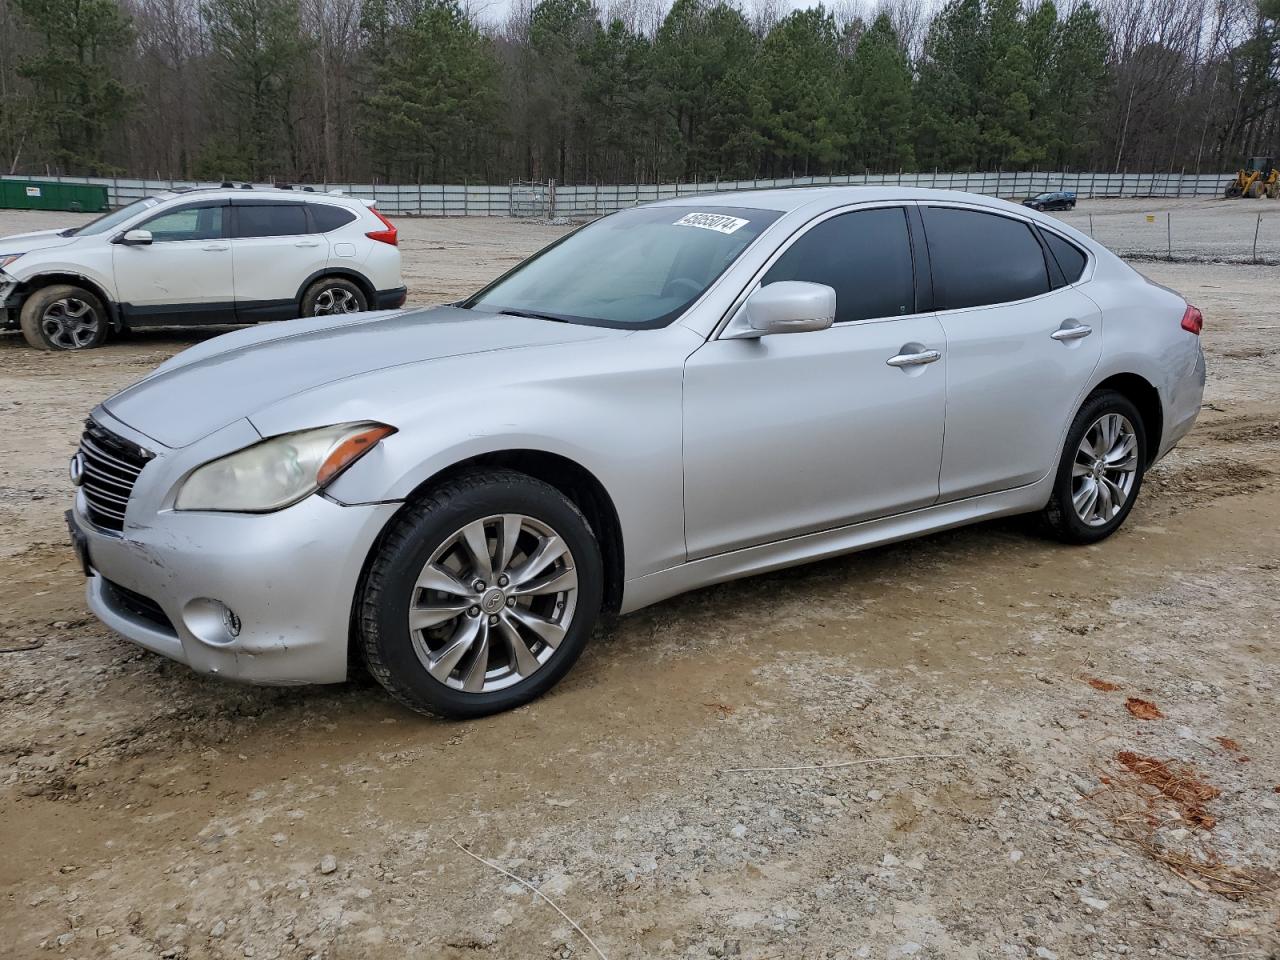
[1,201,1278,960]
[1054,197,1280,263]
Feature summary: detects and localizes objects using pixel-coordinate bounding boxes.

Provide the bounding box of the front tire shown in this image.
[19,284,108,351]
[357,470,604,718]
[300,277,368,318]
[1040,390,1147,544]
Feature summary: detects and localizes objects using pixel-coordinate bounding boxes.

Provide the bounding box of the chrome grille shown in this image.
[78,420,152,532]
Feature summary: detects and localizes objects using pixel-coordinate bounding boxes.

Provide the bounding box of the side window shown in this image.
[1041,230,1087,284]
[923,207,1050,310]
[141,205,224,242]
[234,204,309,239]
[310,204,356,232]
[762,207,914,323]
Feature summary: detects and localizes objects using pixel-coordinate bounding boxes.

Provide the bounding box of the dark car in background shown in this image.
[1023,191,1077,211]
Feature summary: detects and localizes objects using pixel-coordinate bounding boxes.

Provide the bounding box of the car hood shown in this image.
[0,227,79,256]
[104,306,621,448]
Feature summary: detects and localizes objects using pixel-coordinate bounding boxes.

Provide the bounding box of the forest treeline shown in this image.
[0,0,1277,185]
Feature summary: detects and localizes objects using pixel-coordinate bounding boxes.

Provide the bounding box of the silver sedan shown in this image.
[69,188,1206,717]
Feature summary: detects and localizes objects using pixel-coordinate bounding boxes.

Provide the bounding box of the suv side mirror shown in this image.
[116,229,153,246]
[726,281,836,339]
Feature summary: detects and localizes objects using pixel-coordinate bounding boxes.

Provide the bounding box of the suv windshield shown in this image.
[464,205,781,328]
[68,197,164,237]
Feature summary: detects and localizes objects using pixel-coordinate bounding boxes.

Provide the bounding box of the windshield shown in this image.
[69,197,165,237]
[464,205,782,328]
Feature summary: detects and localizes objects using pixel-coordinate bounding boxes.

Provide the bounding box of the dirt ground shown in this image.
[1,202,1278,960]
[1054,196,1280,262]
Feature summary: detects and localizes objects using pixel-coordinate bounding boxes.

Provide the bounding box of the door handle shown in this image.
[294,240,322,248]
[201,243,229,252]
[886,348,942,368]
[1051,322,1092,342]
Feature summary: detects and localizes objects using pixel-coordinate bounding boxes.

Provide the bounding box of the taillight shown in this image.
[366,208,398,246]
[1180,304,1203,335]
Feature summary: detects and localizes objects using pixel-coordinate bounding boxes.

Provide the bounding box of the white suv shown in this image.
[0,186,405,350]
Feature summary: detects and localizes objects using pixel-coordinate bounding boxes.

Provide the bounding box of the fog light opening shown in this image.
[183,598,243,646]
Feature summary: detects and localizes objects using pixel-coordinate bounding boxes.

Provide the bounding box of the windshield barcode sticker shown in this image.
[673,212,750,234]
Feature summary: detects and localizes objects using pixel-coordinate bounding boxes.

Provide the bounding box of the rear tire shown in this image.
[300,277,368,318]
[19,284,108,351]
[1040,390,1147,545]
[357,470,604,719]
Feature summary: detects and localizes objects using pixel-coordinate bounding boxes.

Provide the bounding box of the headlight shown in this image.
[175,422,396,512]
[0,253,22,271]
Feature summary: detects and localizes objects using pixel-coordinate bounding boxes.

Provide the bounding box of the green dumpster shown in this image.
[0,179,110,213]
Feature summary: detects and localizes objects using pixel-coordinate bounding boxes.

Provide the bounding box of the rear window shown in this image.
[234,203,308,238]
[310,203,356,232]
[1042,230,1087,283]
[923,207,1050,310]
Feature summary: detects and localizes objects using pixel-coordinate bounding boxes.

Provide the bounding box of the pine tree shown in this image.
[655,0,759,179]
[1047,2,1108,168]
[581,18,662,181]
[976,0,1036,168]
[202,0,309,179]
[846,13,914,172]
[361,0,500,182]
[756,6,845,176]
[13,0,132,173]
[914,0,983,169]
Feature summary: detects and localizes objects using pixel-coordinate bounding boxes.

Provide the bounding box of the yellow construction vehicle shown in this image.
[1224,156,1279,198]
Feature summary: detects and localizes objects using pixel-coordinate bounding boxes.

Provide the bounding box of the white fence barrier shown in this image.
[3,170,1236,217]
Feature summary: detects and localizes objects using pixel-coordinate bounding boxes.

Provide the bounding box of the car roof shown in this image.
[649,185,1033,216]
[148,187,365,207]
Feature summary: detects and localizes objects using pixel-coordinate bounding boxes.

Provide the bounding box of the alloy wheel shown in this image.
[408,514,578,693]
[41,298,100,349]
[1071,413,1138,527]
[313,287,360,315]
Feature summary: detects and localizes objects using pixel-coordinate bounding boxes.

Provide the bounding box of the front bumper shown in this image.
[374,286,408,310]
[73,472,399,685]
[1,276,17,326]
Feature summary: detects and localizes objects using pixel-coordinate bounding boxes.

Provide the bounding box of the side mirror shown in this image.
[116,229,153,246]
[727,281,836,339]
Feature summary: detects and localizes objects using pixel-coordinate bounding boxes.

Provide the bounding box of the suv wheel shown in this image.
[301,277,368,317]
[19,284,108,351]
[1040,390,1147,544]
[358,470,604,718]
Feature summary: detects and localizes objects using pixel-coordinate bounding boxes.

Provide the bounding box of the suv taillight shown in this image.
[1181,304,1203,335]
[366,208,398,246]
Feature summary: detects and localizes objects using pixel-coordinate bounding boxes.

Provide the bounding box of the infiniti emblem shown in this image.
[481,588,505,614]
[68,452,85,487]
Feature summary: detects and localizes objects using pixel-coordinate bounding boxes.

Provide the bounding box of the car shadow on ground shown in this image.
[83,512,1039,729]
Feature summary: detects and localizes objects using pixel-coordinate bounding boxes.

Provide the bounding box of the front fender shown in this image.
[11,256,117,300]
[9,258,120,326]
[248,329,700,581]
